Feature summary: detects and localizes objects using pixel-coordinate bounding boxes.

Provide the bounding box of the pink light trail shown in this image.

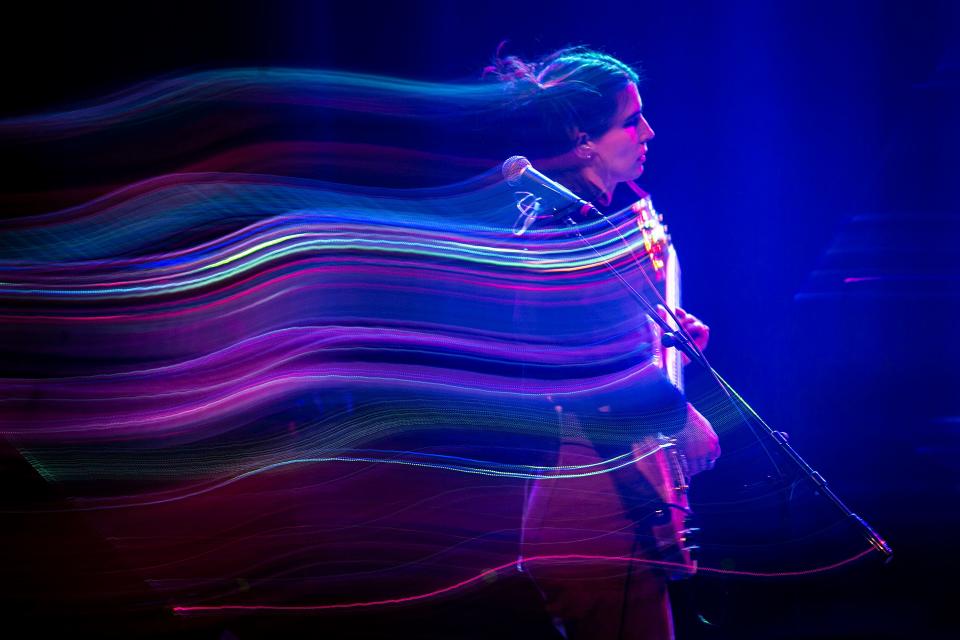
[171,548,878,615]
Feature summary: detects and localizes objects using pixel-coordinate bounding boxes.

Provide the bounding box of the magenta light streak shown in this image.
[171,548,879,615]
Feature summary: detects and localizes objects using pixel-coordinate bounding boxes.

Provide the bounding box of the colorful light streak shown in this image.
[170,548,879,614]
[0,68,878,617]
[8,445,669,513]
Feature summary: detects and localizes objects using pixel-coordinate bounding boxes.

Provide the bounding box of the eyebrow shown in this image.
[624,109,642,121]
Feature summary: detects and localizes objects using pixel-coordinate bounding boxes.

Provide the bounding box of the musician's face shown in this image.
[589,82,655,185]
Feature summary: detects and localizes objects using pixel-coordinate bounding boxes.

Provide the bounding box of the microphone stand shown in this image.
[557,205,893,561]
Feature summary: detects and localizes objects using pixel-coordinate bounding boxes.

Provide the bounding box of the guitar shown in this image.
[626,192,699,579]
[510,184,699,578]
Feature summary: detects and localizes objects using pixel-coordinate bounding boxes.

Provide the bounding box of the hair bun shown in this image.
[483,43,539,82]
[483,44,549,112]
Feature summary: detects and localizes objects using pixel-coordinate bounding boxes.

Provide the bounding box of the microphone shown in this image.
[501,156,600,231]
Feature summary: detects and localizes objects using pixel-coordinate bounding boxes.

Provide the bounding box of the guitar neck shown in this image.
[663,243,683,391]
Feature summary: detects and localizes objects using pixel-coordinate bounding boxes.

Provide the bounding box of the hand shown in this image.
[676,404,720,477]
[657,305,710,365]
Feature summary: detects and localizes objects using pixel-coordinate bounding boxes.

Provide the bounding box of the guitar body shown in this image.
[632,434,697,579]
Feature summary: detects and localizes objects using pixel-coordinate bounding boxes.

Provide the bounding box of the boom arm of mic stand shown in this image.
[562,213,894,561]
[669,330,893,560]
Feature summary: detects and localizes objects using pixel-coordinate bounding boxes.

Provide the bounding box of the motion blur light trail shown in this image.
[0,68,503,139]
[1,166,721,606]
[170,548,880,615]
[8,445,676,513]
[2,172,717,449]
[0,68,870,612]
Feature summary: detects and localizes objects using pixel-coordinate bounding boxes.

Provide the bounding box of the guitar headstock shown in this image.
[631,197,670,282]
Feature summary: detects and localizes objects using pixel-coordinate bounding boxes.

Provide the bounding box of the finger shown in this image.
[674,307,687,318]
[684,322,706,338]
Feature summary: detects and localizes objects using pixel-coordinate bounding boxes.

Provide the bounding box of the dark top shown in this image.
[512,174,688,454]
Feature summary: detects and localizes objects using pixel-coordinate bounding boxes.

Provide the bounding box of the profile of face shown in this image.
[581,82,655,192]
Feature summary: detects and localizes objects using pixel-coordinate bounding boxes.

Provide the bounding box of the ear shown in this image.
[573,131,593,160]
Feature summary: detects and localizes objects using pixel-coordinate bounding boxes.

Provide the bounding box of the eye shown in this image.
[623,115,640,128]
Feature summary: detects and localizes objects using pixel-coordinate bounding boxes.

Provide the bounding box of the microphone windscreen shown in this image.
[501,156,531,185]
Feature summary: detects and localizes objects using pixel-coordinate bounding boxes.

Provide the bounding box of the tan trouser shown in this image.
[520,439,674,640]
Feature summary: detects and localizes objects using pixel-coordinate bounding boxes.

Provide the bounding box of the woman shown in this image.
[489,46,721,640]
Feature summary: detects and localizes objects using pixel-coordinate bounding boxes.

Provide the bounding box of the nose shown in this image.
[639,115,655,143]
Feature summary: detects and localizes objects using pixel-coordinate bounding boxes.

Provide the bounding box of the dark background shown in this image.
[1,1,958,638]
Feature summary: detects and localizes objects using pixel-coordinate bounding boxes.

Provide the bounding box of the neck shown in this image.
[578,166,614,207]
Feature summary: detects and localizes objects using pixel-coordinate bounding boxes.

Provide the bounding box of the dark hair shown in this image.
[485,45,641,160]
